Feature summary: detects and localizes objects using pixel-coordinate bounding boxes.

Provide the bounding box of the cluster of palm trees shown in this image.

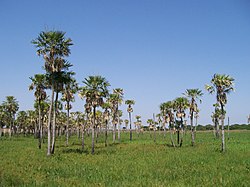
[0,96,19,137]
[30,30,139,155]
[0,30,235,154]
[156,89,202,147]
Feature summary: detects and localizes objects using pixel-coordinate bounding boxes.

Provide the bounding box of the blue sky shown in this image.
[0,0,249,125]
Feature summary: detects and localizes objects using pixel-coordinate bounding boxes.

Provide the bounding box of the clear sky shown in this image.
[0,0,250,125]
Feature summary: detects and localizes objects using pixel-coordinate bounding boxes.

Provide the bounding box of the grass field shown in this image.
[0,131,250,186]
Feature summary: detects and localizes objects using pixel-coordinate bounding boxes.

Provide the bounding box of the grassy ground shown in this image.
[0,130,250,186]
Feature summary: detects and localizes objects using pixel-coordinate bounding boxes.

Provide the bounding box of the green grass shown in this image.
[0,131,250,186]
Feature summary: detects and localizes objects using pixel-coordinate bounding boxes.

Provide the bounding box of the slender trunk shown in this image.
[91,107,96,155]
[177,130,180,145]
[51,90,59,154]
[169,128,175,147]
[95,126,99,143]
[216,119,220,138]
[221,104,225,152]
[191,111,195,146]
[118,118,120,143]
[154,126,156,143]
[163,122,166,138]
[66,102,70,146]
[38,101,42,149]
[227,117,230,140]
[113,123,116,143]
[47,85,54,156]
[81,124,85,151]
[105,120,108,147]
[180,117,183,147]
[195,116,197,138]
[129,112,132,141]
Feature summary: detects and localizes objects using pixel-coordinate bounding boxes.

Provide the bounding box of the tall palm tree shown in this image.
[29,74,47,149]
[125,100,135,141]
[206,74,234,152]
[32,30,73,156]
[173,97,189,147]
[184,89,203,146]
[2,96,19,137]
[79,75,110,154]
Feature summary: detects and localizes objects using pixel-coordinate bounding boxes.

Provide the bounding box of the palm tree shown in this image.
[107,88,123,143]
[173,97,189,147]
[135,115,141,137]
[206,74,234,152]
[124,119,129,131]
[211,104,221,139]
[125,100,135,141]
[32,30,73,156]
[61,76,78,146]
[16,111,28,134]
[29,74,47,149]
[2,96,19,137]
[102,102,111,147]
[184,89,203,146]
[79,75,110,154]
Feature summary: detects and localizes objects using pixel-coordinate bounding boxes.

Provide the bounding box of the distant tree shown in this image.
[184,89,203,146]
[2,96,19,137]
[61,75,78,146]
[206,74,234,152]
[125,100,135,141]
[79,75,110,154]
[29,74,47,148]
[102,102,111,147]
[173,97,189,147]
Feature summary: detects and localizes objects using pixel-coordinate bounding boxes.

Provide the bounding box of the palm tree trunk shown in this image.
[190,112,195,146]
[81,124,85,151]
[66,102,70,146]
[38,101,42,149]
[221,104,225,152]
[227,117,230,140]
[47,85,54,156]
[163,122,166,138]
[51,90,59,154]
[91,107,96,155]
[129,112,132,141]
[113,123,116,143]
[170,127,175,147]
[118,118,120,143]
[105,120,108,147]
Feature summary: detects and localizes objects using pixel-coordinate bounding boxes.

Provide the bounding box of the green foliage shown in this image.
[0,131,249,186]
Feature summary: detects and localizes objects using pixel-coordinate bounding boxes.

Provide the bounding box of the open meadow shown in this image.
[0,131,249,186]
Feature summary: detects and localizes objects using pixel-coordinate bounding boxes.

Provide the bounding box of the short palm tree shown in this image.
[173,97,189,147]
[107,88,123,143]
[125,100,135,141]
[102,102,111,147]
[183,89,203,146]
[206,74,234,152]
[29,74,47,149]
[2,96,19,137]
[61,76,78,146]
[79,75,110,154]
